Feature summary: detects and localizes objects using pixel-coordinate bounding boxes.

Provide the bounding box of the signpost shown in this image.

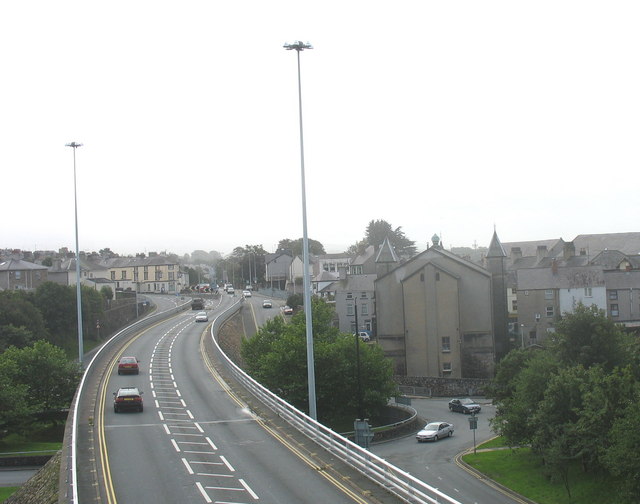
[468,413,478,454]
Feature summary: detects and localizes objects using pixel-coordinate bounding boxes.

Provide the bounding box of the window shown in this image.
[144,272,148,280]
[512,299,518,311]
[420,273,424,281]
[111,271,116,280]
[121,271,127,279]
[347,304,354,316]
[435,272,440,281]
[545,289,553,300]
[546,306,554,317]
[361,304,369,315]
[609,290,618,300]
[512,288,517,294]
[15,271,21,279]
[169,272,174,280]
[169,264,174,270]
[611,304,619,317]
[361,292,367,298]
[442,362,452,373]
[585,287,593,297]
[346,292,353,299]
[441,337,451,352]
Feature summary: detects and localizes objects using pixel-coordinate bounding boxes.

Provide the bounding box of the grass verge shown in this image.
[0,487,18,502]
[463,444,621,504]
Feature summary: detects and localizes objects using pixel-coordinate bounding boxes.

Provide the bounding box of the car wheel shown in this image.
[114,405,118,413]
[135,370,139,375]
[448,431,453,437]
[117,370,121,375]
[434,435,438,441]
[139,405,143,412]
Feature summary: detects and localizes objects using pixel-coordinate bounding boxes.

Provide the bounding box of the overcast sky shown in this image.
[2,1,638,257]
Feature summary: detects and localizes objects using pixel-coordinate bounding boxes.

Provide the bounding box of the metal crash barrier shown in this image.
[208,301,463,504]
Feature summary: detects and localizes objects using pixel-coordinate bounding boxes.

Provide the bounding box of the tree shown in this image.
[0,325,34,351]
[0,340,81,414]
[549,303,629,371]
[0,360,31,429]
[41,257,53,267]
[348,219,417,257]
[601,381,640,503]
[277,238,325,257]
[33,282,76,346]
[241,298,397,425]
[0,291,48,348]
[100,285,114,301]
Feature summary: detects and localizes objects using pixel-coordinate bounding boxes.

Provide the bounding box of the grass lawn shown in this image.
[463,443,621,504]
[0,487,18,502]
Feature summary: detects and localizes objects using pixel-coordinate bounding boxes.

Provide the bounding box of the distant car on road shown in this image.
[117,356,140,375]
[242,290,252,297]
[113,387,144,413]
[227,287,235,295]
[416,422,454,442]
[195,311,208,322]
[262,299,273,308]
[449,398,481,414]
[283,305,293,315]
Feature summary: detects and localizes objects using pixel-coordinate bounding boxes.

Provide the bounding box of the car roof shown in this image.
[117,387,140,394]
[120,356,137,362]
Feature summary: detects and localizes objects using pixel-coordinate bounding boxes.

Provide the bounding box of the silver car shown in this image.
[416,422,454,442]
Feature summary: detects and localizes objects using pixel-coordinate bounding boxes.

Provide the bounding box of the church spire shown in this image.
[487,229,506,258]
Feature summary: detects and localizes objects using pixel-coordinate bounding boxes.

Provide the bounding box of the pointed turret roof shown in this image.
[487,230,506,258]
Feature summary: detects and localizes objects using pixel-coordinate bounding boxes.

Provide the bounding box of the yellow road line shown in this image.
[97,315,185,504]
[199,332,372,504]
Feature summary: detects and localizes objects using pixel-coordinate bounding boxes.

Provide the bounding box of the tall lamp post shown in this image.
[284,40,317,420]
[353,300,364,420]
[66,142,84,365]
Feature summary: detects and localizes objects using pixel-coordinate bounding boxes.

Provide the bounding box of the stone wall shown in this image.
[395,375,489,397]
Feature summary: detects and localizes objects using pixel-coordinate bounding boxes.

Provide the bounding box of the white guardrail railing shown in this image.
[68,297,464,504]
[209,300,464,504]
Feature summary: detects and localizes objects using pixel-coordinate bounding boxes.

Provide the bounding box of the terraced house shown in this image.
[100,255,186,294]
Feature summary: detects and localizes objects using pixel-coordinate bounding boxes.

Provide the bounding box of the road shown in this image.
[372,398,524,504]
[95,294,397,504]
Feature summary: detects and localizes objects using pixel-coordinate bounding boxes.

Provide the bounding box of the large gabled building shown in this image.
[375,235,496,378]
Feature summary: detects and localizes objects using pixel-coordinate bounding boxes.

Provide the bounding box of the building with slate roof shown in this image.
[375,234,495,378]
[0,258,49,291]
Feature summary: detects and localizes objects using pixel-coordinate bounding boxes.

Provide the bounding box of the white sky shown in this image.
[2,1,639,257]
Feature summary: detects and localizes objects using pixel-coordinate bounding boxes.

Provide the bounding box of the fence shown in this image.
[209,300,464,504]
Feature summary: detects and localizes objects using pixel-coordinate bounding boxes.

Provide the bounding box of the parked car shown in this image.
[117,356,140,375]
[113,387,144,413]
[195,311,208,322]
[449,398,481,414]
[283,305,293,315]
[355,331,371,342]
[242,290,252,297]
[416,422,454,442]
[263,299,272,308]
[227,287,235,295]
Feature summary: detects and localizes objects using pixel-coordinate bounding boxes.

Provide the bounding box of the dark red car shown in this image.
[118,356,140,375]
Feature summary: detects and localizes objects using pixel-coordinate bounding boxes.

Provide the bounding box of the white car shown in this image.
[416,422,454,442]
[242,290,252,297]
[195,311,208,322]
[262,299,272,308]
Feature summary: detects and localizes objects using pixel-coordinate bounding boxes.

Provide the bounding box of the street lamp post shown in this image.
[66,141,84,365]
[353,300,364,420]
[284,40,317,420]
